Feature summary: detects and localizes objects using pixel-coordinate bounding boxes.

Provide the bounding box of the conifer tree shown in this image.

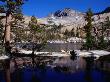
[0,0,26,43]
[70,28,75,37]
[28,16,47,51]
[64,29,69,40]
[0,1,26,82]
[0,20,4,54]
[98,16,110,49]
[83,9,94,50]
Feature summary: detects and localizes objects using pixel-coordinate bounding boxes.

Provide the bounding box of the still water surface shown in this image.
[0,43,109,82]
[16,43,82,52]
[0,56,110,82]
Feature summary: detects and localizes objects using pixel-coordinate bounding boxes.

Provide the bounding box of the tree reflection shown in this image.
[11,68,23,82]
[31,72,41,82]
[70,50,77,61]
[54,66,70,74]
[84,56,95,82]
[103,71,110,82]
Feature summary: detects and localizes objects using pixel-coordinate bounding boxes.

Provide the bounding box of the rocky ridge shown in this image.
[34,7,110,33]
[2,7,110,34]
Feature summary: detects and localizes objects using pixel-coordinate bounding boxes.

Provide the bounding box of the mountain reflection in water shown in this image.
[0,56,110,82]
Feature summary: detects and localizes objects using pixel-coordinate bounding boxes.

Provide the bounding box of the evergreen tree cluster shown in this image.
[83,9,110,50]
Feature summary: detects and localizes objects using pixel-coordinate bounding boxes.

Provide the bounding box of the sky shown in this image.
[22,0,110,18]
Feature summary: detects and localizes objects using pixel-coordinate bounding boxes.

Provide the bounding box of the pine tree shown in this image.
[0,0,26,43]
[105,17,110,50]
[28,16,47,51]
[0,20,4,54]
[98,16,110,49]
[83,9,94,50]
[64,29,69,40]
[0,1,26,82]
[11,9,26,42]
[70,28,75,37]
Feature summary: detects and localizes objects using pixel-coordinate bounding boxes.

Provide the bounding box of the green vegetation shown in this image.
[28,16,47,51]
[83,9,110,50]
[70,28,75,37]
[0,0,27,50]
[82,9,95,50]
[0,0,27,53]
[92,16,110,50]
[63,29,69,40]
[63,28,75,40]
[98,17,110,50]
[0,20,4,55]
[0,0,109,51]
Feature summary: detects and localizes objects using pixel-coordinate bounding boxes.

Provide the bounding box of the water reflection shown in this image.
[11,69,23,82]
[103,71,110,82]
[84,57,95,82]
[70,50,77,61]
[31,72,41,82]
[53,57,86,73]
[0,56,110,82]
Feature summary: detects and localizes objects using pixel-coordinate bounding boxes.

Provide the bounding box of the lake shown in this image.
[15,42,82,52]
[0,55,110,82]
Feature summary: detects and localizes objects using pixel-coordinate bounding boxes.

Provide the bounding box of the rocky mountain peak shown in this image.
[53,8,83,17]
[12,7,110,34]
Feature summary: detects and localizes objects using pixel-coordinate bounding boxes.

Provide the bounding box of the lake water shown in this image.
[43,43,82,52]
[16,42,82,52]
[0,56,110,82]
[0,43,109,82]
